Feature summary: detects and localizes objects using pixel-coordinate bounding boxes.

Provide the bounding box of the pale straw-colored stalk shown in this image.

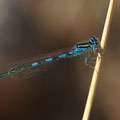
[82,0,115,120]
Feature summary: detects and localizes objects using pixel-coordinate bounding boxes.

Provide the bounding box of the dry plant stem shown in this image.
[82,0,115,120]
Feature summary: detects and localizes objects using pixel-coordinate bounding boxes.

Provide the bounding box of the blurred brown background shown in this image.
[0,0,120,120]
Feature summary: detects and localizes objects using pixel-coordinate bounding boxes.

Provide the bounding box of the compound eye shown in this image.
[90,37,95,43]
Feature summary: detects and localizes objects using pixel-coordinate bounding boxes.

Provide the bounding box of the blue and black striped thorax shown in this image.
[72,36,99,54]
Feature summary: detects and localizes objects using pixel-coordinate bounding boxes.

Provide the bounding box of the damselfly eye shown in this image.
[90,37,96,44]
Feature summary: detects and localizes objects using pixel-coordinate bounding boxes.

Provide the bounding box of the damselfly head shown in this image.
[89,36,99,48]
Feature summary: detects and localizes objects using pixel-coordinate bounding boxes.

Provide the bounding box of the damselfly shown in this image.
[0,36,100,79]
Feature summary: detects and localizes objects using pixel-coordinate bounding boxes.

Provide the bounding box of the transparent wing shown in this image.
[10,62,57,80]
[8,48,72,80]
